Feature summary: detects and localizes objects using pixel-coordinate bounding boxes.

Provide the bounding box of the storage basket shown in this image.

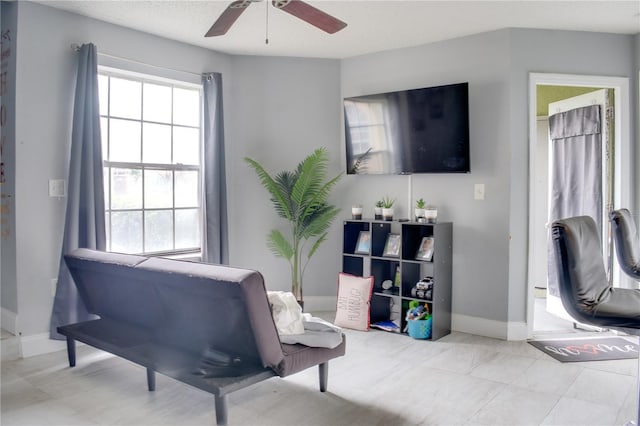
[407,318,432,339]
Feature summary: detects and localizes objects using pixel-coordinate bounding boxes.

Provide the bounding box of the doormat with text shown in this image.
[528,336,639,362]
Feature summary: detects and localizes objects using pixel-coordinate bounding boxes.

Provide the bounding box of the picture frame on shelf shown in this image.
[415,237,434,261]
[354,231,371,254]
[382,234,401,257]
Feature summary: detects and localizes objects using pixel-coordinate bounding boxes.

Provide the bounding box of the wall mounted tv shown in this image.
[344,82,470,174]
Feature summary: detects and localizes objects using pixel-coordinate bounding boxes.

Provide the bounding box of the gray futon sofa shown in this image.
[57,248,346,425]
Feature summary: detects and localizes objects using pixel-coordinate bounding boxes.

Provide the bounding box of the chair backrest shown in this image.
[551,216,610,326]
[610,209,640,280]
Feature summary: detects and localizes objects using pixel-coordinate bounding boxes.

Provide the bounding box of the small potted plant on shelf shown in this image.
[374,200,384,220]
[415,198,426,222]
[381,196,395,221]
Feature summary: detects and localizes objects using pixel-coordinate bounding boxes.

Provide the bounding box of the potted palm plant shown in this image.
[245,148,342,307]
[374,200,384,220]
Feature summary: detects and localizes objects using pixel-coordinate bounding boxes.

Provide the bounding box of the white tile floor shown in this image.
[2,318,638,426]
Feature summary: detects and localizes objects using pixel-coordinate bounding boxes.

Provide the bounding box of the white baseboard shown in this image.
[507,321,529,340]
[304,296,337,312]
[301,303,528,341]
[452,313,526,341]
[1,307,18,335]
[20,333,67,358]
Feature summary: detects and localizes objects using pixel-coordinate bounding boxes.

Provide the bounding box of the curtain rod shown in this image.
[70,43,207,78]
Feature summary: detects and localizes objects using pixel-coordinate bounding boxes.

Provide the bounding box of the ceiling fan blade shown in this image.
[272,0,347,34]
[205,0,253,37]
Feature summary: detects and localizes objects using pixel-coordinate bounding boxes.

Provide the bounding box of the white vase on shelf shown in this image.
[374,207,383,220]
[425,206,437,223]
[351,205,363,220]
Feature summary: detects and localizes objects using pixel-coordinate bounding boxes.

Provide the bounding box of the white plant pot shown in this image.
[414,208,426,220]
[351,206,363,220]
[374,207,383,220]
[425,207,437,223]
[382,208,394,221]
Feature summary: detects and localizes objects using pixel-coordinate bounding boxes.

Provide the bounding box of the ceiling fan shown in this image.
[205,0,347,37]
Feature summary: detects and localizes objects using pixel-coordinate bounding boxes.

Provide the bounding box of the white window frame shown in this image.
[98,66,203,257]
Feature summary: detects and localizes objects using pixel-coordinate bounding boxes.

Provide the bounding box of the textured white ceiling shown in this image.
[35,0,640,58]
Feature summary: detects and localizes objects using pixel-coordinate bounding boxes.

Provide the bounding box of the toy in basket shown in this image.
[404,301,432,339]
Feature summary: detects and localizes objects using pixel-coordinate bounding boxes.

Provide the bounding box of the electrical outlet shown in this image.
[474,183,485,200]
[51,279,58,297]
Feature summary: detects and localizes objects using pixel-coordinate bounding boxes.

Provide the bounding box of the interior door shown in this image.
[545,89,613,322]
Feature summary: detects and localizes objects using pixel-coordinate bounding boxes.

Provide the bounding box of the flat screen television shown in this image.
[344,82,470,174]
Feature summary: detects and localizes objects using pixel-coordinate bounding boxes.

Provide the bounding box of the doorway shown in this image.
[527,73,632,338]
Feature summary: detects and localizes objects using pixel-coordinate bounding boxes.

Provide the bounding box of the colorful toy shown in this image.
[403,301,431,333]
[403,300,431,339]
[411,276,433,300]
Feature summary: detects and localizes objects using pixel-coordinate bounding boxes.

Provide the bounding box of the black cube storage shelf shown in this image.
[341,219,453,340]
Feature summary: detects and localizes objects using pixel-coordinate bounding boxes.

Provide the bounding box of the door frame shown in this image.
[526,73,631,338]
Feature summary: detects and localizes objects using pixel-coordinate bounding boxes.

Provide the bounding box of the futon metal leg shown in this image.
[146,368,156,391]
[214,394,228,426]
[65,337,76,367]
[319,362,328,392]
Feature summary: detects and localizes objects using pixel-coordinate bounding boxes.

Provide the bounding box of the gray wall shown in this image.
[11,2,233,336]
[226,55,342,300]
[341,28,638,335]
[508,29,638,324]
[8,2,341,342]
[341,30,513,325]
[636,34,640,217]
[1,1,18,316]
[6,0,639,345]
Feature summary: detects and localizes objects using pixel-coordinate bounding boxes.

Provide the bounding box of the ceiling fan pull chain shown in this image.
[265,1,269,45]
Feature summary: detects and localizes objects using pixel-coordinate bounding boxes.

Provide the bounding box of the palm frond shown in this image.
[300,205,341,239]
[267,229,294,260]
[307,232,328,260]
[291,149,328,217]
[292,149,343,224]
[245,157,292,221]
[273,171,297,219]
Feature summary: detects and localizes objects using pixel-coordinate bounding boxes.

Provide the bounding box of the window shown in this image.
[98,70,202,256]
[343,99,393,173]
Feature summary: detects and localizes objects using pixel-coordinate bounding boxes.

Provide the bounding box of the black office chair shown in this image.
[610,209,640,281]
[552,216,640,423]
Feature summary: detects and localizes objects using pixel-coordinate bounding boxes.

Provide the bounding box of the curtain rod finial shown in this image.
[71,43,81,52]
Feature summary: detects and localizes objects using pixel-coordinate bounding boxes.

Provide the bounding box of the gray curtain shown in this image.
[201,72,229,264]
[50,43,105,338]
[547,104,602,297]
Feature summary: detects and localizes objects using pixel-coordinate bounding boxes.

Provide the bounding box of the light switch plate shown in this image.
[49,179,66,197]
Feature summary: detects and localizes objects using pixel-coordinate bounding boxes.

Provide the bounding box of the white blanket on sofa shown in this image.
[267,291,342,349]
[279,313,343,349]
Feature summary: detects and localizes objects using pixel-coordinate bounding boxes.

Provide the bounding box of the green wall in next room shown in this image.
[536,85,600,117]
